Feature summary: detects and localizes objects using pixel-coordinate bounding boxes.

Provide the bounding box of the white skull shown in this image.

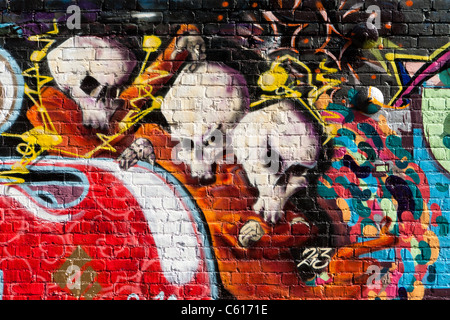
[47,36,137,129]
[162,61,249,181]
[231,100,321,224]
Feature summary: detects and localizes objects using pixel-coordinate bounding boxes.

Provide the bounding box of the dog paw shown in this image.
[189,161,215,183]
[191,168,214,180]
[171,32,206,62]
[238,220,265,248]
[253,197,284,224]
[118,138,155,170]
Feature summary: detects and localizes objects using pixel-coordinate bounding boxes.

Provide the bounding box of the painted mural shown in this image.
[0,0,448,300]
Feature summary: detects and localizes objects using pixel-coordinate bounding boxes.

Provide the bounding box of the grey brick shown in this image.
[418,36,450,48]
[433,0,450,10]
[394,10,425,23]
[408,22,435,35]
[399,0,433,9]
[434,23,450,35]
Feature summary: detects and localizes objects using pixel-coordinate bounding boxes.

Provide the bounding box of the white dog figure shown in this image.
[231,100,321,224]
[120,60,250,181]
[161,61,249,181]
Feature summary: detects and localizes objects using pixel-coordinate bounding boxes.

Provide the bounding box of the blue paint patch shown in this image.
[413,128,450,288]
[439,67,450,87]
[346,198,361,227]
[398,249,416,292]
[360,174,378,194]
[396,61,411,86]
[0,23,23,36]
[360,247,396,262]
[333,135,359,154]
[137,0,170,9]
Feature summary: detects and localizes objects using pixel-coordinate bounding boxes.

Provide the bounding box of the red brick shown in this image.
[11,283,45,295]
[0,221,13,232]
[6,270,33,283]
[236,261,261,272]
[248,273,281,285]
[217,260,238,272]
[113,246,131,258]
[255,284,289,299]
[105,259,139,271]
[14,245,32,257]
[281,273,301,285]
[261,260,296,273]
[184,284,210,297]
[130,246,147,259]
[231,272,249,284]
[212,198,230,210]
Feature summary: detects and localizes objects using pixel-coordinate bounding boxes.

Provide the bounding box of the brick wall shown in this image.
[0,0,448,300]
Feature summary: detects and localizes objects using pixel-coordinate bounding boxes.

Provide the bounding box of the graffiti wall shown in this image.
[0,0,448,300]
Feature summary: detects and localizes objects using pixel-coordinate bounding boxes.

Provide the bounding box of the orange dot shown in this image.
[406,0,413,6]
[303,38,309,44]
[371,75,377,80]
[222,1,229,7]
[217,14,224,21]
[378,44,384,50]
[385,23,392,29]
[315,69,321,73]
[252,2,258,7]
[342,99,347,104]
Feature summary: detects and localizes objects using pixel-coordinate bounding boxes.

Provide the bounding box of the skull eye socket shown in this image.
[97,86,108,102]
[80,75,101,96]
[286,164,308,177]
[274,164,309,188]
[204,135,216,146]
[98,86,123,103]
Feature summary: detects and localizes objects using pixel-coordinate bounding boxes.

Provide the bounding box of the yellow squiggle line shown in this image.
[251,54,340,145]
[0,30,166,183]
[0,21,60,184]
[49,36,165,159]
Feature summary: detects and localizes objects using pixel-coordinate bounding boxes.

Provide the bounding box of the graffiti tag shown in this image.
[66,5,81,30]
[296,247,332,270]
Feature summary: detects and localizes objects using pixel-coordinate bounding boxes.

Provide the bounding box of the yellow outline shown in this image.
[251,54,339,145]
[369,41,450,107]
[0,21,60,183]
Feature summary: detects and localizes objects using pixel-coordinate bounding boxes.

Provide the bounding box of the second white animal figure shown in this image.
[161,61,250,182]
[231,100,321,224]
